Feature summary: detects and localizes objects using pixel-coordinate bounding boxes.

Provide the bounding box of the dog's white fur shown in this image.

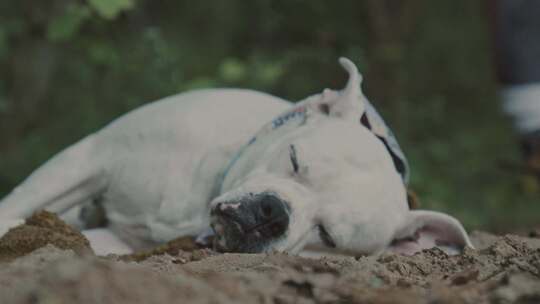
[0,58,472,255]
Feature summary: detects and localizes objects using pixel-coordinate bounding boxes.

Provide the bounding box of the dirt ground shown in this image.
[1,212,540,304]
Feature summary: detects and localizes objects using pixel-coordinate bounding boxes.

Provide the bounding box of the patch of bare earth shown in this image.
[1,212,539,303]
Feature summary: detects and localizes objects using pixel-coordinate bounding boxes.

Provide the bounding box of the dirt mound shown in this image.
[0,211,92,262]
[1,215,540,303]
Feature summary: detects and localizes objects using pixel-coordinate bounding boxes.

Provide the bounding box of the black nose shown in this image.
[213,193,290,239]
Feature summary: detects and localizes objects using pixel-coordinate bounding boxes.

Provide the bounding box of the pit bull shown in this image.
[0,58,473,255]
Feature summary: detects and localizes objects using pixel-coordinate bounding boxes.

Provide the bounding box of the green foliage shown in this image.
[88,0,135,19]
[0,0,537,231]
[47,4,91,42]
[219,59,247,83]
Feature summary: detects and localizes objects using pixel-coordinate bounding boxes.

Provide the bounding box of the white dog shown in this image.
[0,58,472,255]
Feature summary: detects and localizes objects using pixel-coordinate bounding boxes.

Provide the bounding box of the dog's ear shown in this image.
[387,210,473,255]
[332,58,411,184]
[322,58,366,119]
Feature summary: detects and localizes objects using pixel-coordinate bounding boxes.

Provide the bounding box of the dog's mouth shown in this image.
[209,193,291,253]
[211,214,289,252]
[211,214,244,252]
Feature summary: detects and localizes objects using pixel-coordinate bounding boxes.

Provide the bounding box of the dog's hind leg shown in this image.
[0,135,107,220]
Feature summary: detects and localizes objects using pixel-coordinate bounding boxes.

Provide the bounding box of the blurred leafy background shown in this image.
[0,0,537,232]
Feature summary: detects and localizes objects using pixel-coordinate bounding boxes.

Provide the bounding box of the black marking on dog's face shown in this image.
[319,103,330,115]
[360,112,408,181]
[318,224,337,248]
[211,192,291,253]
[360,113,371,129]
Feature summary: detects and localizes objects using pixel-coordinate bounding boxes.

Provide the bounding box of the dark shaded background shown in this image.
[0,0,537,231]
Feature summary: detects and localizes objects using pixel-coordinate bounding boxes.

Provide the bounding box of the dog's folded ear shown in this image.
[321,57,366,119]
[387,210,474,255]
[327,57,410,184]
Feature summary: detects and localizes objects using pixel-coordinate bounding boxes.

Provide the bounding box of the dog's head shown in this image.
[209,58,472,254]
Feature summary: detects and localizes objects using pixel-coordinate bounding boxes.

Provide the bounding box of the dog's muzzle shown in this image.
[210,193,290,253]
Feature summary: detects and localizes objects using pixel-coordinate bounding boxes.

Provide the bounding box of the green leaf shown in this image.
[257,62,284,85]
[88,0,135,20]
[219,58,247,82]
[47,4,91,42]
[88,43,120,66]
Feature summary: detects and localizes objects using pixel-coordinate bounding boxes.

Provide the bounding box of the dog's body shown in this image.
[0,59,473,255]
[0,89,290,251]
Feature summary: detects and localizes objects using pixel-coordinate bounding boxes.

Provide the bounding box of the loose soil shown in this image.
[1,211,539,304]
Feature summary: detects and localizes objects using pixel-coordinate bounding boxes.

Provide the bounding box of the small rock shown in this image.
[449,268,479,286]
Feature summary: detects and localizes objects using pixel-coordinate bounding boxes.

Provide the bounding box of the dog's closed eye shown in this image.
[289,144,299,173]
